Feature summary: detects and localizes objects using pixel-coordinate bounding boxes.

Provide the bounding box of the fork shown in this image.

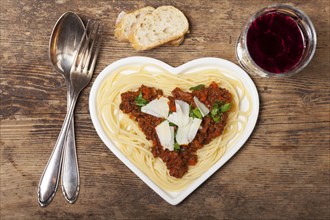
[38,20,101,207]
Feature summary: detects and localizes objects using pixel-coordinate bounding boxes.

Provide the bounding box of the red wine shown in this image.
[247,12,305,74]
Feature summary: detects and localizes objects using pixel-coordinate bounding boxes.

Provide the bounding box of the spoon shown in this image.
[38,11,84,206]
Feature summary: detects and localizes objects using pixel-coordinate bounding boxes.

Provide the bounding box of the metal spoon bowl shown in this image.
[49,12,85,74]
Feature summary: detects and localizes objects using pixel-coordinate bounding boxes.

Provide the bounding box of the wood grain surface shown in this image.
[1,0,329,219]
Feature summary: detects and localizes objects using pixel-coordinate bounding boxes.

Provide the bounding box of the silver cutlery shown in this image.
[38,19,101,207]
[48,11,85,204]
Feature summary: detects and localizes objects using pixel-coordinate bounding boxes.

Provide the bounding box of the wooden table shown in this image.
[1,0,329,219]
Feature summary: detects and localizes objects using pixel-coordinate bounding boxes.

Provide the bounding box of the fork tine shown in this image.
[78,20,96,71]
[70,25,88,72]
[82,21,101,74]
[87,25,102,77]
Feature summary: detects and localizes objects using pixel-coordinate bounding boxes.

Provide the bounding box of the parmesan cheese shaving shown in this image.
[155,120,174,151]
[188,118,202,142]
[167,112,178,125]
[193,96,209,117]
[175,100,190,127]
[176,119,191,145]
[141,97,169,118]
[176,117,202,145]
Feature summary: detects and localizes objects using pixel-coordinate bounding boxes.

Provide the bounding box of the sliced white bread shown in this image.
[115,6,185,46]
[115,6,155,42]
[128,6,189,51]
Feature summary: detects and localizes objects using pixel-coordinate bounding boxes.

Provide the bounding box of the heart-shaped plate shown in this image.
[89,56,259,205]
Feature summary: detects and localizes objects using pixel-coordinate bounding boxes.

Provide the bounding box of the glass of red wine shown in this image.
[236,4,317,77]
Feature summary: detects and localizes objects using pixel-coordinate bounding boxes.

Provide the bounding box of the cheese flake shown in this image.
[188,118,202,142]
[167,112,178,125]
[175,100,190,127]
[193,96,210,117]
[176,120,191,145]
[141,97,169,118]
[155,120,174,151]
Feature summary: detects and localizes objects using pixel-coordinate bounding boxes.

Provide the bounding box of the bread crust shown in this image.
[168,36,185,46]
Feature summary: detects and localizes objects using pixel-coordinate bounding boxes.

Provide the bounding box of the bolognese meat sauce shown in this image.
[119,82,232,178]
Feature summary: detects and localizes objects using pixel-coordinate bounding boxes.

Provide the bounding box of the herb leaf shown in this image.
[192,108,202,119]
[211,103,219,117]
[169,122,177,127]
[210,102,231,122]
[211,114,221,123]
[189,105,194,117]
[189,84,205,91]
[189,105,203,119]
[174,143,181,152]
[135,91,148,107]
[220,103,231,113]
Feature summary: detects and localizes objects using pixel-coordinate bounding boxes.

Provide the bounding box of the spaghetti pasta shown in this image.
[96,64,252,191]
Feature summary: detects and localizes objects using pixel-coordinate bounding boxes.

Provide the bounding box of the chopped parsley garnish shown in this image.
[169,122,177,127]
[189,105,202,119]
[210,101,231,123]
[174,143,181,152]
[189,105,194,117]
[211,112,221,123]
[220,103,231,113]
[189,84,205,91]
[135,91,148,107]
[192,108,202,119]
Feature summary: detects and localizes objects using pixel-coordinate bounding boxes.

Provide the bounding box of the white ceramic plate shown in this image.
[89,56,259,205]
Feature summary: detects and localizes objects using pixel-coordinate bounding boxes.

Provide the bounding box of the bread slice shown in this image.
[128,6,189,51]
[115,6,185,46]
[115,6,155,42]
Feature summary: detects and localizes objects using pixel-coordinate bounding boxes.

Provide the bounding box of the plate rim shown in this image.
[89,56,259,205]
